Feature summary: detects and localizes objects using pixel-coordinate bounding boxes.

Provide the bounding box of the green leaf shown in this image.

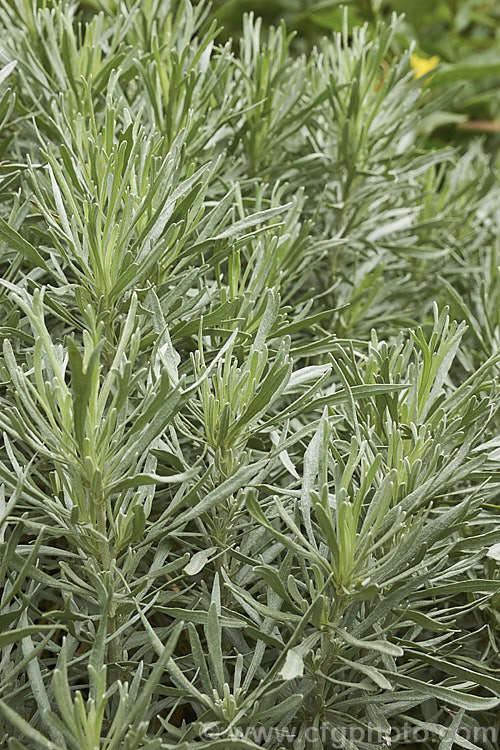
[403,610,456,633]
[0,699,57,749]
[67,337,101,452]
[486,543,500,562]
[206,600,224,694]
[170,459,267,528]
[0,625,55,649]
[0,218,49,271]
[431,61,500,86]
[0,61,17,87]
[183,547,217,576]
[438,709,465,750]
[389,673,500,711]
[279,647,304,680]
[338,655,394,691]
[335,628,404,657]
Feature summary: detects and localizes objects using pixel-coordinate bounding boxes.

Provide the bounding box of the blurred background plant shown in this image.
[207,0,500,147]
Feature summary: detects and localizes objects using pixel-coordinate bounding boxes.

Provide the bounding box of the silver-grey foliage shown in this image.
[0,1,499,749]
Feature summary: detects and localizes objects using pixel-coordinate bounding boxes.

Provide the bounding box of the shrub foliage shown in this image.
[0,2,499,749]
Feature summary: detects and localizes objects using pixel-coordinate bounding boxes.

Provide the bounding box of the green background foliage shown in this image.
[210,0,500,137]
[0,1,499,749]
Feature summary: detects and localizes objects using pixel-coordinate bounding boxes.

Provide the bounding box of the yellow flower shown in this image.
[410,54,440,80]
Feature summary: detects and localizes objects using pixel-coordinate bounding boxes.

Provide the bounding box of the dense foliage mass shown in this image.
[210,0,500,134]
[0,1,499,748]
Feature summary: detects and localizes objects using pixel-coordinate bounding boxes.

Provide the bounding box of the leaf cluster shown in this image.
[0,3,499,750]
